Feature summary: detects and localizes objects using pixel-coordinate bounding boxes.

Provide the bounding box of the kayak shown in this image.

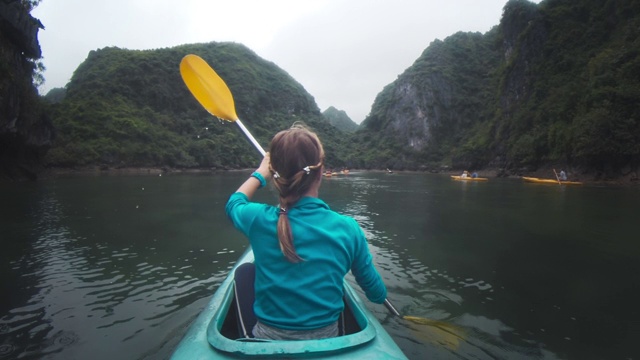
[451,175,488,181]
[522,176,582,185]
[170,249,408,359]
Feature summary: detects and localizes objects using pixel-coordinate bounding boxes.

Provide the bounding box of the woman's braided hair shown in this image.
[268,122,324,262]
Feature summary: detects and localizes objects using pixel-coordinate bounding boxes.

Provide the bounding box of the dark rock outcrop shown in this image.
[0,0,42,58]
[1,0,53,180]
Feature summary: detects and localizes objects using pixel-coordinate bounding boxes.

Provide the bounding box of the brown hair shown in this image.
[268,123,324,262]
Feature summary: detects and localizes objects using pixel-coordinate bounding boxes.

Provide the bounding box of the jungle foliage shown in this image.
[46,43,348,169]
[490,0,640,175]
[322,107,359,133]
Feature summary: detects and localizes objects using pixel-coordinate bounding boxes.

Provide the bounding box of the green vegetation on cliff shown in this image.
[355,30,502,170]
[47,43,348,169]
[491,0,640,175]
[322,107,359,133]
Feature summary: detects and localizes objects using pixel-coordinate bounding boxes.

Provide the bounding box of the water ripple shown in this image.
[0,191,231,360]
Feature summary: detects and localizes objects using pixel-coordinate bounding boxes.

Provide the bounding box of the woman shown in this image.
[225,123,387,340]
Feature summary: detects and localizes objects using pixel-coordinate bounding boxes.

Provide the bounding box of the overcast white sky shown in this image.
[33,0,541,123]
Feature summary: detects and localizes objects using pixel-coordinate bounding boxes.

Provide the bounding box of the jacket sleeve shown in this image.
[225,192,256,237]
[349,220,387,304]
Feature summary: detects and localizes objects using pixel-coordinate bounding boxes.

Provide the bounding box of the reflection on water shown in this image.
[0,175,244,360]
[323,172,639,360]
[1,172,639,359]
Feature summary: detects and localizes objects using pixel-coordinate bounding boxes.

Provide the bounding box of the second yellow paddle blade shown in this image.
[403,315,465,335]
[180,54,238,121]
[403,315,465,350]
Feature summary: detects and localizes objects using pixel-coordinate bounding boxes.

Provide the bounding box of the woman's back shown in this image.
[227,194,385,330]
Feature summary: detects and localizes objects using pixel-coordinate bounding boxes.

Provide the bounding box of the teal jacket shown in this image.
[225,192,387,330]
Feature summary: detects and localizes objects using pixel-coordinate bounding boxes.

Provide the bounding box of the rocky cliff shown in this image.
[0,0,53,180]
[357,30,502,169]
[356,0,640,178]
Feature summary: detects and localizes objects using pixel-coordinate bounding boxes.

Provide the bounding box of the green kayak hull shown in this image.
[170,249,407,359]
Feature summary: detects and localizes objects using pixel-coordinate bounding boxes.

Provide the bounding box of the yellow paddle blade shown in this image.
[180,54,238,121]
[403,315,465,350]
[403,315,458,328]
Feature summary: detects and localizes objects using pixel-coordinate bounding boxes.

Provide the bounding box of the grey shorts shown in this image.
[252,320,339,340]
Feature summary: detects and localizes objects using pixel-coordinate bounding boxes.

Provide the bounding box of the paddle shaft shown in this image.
[384,298,401,317]
[553,168,561,185]
[236,119,265,156]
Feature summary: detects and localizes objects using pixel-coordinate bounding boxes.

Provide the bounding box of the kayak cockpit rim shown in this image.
[205,251,378,357]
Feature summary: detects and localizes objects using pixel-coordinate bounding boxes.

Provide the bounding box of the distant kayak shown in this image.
[522,176,582,185]
[451,175,488,181]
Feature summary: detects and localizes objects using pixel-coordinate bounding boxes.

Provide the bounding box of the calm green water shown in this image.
[1,172,638,359]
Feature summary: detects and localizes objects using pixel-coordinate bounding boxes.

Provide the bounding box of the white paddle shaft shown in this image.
[236,119,265,156]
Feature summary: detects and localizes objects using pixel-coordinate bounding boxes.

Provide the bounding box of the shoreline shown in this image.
[36,165,640,186]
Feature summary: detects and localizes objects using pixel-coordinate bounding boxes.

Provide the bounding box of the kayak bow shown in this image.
[171,249,407,359]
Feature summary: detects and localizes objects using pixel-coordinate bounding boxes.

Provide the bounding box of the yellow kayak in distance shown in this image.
[451,175,488,181]
[522,176,583,185]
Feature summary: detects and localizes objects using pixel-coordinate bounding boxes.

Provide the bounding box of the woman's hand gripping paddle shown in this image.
[179,54,265,156]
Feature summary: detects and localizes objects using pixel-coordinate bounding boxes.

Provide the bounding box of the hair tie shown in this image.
[279,207,288,216]
[301,161,323,175]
